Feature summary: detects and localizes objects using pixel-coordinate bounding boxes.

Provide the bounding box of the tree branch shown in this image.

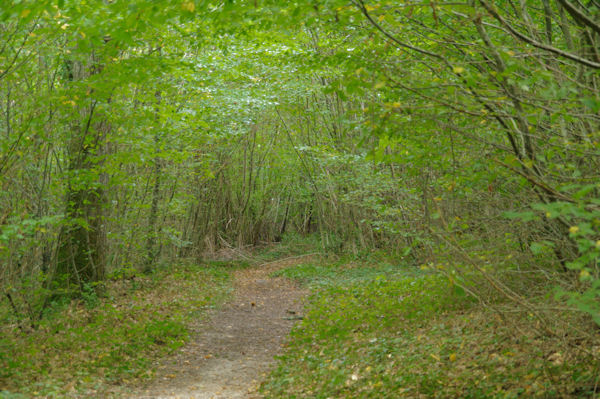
[556,0,600,35]
[478,0,600,68]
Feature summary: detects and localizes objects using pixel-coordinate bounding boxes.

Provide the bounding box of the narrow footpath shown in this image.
[130,256,311,399]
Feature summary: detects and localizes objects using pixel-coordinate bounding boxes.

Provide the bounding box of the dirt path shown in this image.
[130,256,312,399]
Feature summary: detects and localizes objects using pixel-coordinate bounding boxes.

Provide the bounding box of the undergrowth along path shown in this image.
[131,255,313,399]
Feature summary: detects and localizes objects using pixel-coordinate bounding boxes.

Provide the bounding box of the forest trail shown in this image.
[129,255,312,399]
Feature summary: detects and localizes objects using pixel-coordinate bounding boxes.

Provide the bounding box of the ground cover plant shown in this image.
[263,260,600,398]
[0,263,231,398]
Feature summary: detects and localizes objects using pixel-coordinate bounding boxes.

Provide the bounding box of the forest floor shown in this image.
[260,258,600,398]
[128,255,312,399]
[2,248,598,398]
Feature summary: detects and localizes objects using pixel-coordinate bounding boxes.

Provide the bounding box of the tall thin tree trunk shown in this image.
[144,90,163,272]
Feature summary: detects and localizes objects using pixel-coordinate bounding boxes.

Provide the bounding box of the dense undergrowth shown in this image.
[263,259,600,398]
[0,262,235,398]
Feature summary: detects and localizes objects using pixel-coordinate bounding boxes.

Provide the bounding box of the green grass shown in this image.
[271,259,425,288]
[262,260,599,398]
[0,262,232,398]
[203,259,252,269]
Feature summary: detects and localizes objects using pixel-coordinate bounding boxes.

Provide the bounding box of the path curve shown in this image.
[131,255,312,399]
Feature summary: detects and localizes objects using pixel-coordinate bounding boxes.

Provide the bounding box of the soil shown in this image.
[129,255,312,399]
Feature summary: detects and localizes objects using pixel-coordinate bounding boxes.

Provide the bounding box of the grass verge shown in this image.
[0,262,232,398]
[262,260,599,398]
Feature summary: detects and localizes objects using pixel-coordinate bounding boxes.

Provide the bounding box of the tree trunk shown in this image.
[55,58,107,288]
